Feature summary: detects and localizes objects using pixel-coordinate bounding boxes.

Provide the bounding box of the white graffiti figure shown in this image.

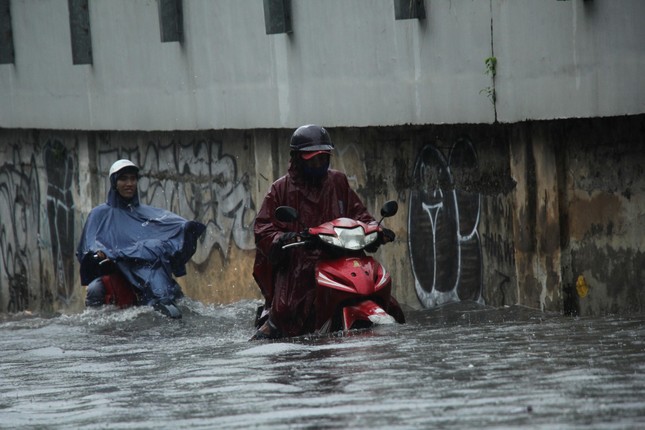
[408,139,484,308]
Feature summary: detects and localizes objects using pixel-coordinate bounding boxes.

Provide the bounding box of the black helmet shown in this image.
[289,125,334,152]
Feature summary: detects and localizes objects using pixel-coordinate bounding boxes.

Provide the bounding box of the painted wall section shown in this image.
[408,138,484,307]
[0,131,260,313]
[2,117,644,316]
[1,1,643,130]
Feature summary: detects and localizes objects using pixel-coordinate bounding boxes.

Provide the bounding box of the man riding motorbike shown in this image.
[76,159,206,318]
[252,125,394,339]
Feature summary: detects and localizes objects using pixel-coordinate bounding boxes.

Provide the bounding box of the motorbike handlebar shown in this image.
[93,252,112,265]
[282,241,308,250]
[280,230,313,250]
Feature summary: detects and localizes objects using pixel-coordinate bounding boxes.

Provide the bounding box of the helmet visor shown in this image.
[301,150,331,160]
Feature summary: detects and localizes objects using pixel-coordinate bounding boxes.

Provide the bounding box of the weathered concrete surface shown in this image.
[1,115,644,316]
[560,116,645,315]
[509,124,563,311]
[2,1,644,129]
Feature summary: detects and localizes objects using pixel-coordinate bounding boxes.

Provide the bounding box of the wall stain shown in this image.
[568,192,623,241]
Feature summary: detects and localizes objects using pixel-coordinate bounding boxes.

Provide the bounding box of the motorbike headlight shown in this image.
[364,232,378,246]
[332,226,369,250]
[319,234,342,247]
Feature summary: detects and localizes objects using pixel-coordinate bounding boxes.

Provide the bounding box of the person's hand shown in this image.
[381,228,396,244]
[278,232,298,247]
[269,232,299,265]
[94,250,107,260]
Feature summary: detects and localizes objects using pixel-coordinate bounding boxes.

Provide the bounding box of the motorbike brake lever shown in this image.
[282,241,308,250]
[281,231,313,249]
[93,252,111,265]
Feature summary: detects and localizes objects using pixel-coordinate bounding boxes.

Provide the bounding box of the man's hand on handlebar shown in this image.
[278,232,299,247]
[381,228,396,244]
[93,250,111,265]
[278,231,312,248]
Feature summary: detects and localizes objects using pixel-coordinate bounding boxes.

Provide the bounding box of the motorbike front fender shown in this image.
[342,300,396,330]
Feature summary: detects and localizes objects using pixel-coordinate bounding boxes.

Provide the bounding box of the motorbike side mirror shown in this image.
[380,200,398,218]
[275,206,299,223]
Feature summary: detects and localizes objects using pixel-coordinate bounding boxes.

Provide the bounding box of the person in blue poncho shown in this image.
[76,159,206,318]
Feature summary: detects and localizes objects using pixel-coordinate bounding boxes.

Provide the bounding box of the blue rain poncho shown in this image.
[77,181,206,305]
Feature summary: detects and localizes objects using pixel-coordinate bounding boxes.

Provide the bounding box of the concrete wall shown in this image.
[1,116,644,316]
[559,117,645,315]
[1,0,643,130]
[494,0,645,122]
[1,1,644,316]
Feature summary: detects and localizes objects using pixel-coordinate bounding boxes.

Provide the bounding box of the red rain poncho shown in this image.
[253,163,374,337]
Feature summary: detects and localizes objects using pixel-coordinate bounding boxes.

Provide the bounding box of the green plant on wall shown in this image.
[484,56,497,78]
[480,56,497,105]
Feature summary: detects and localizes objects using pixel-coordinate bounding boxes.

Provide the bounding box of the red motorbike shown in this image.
[257,200,405,335]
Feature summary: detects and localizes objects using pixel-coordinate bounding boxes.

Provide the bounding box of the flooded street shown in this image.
[1,300,644,429]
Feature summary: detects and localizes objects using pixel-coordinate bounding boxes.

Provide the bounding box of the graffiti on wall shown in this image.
[0,147,44,313]
[408,138,484,308]
[96,138,255,265]
[44,140,77,305]
[0,136,255,313]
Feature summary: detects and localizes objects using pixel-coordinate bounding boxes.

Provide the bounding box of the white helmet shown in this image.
[109,159,139,178]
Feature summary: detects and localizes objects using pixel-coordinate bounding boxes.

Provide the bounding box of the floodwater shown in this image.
[1,300,644,430]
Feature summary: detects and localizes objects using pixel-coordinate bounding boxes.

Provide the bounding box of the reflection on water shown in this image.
[1,300,644,429]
